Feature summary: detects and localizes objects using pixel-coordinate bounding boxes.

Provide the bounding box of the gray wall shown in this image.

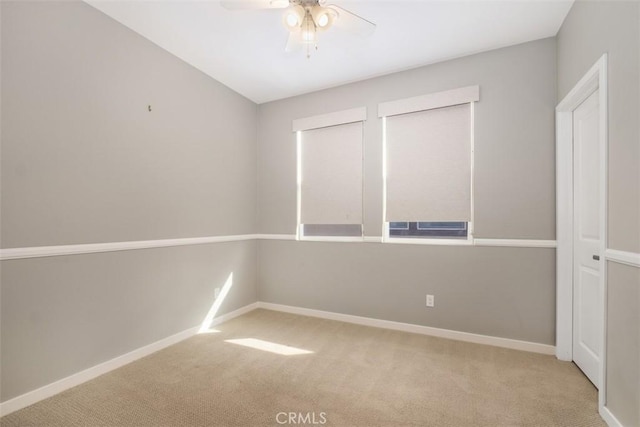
[1,1,258,402]
[1,242,256,401]
[4,1,635,419]
[606,262,640,427]
[259,241,555,344]
[257,39,558,344]
[1,1,257,247]
[258,38,556,240]
[557,1,639,425]
[557,0,640,254]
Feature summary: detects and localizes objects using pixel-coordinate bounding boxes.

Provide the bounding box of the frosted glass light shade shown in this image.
[282,5,304,31]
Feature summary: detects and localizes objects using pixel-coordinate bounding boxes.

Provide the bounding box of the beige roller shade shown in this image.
[385,103,471,222]
[300,121,363,224]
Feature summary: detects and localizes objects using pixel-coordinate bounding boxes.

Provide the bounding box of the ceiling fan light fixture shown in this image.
[301,30,316,43]
[317,14,329,27]
[300,14,316,43]
[285,13,298,28]
[311,6,334,30]
[282,5,304,31]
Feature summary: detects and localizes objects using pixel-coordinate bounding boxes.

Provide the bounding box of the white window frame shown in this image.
[379,86,479,246]
[295,107,367,243]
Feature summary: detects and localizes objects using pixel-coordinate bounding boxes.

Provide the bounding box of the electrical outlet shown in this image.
[426,294,435,307]
[214,288,221,299]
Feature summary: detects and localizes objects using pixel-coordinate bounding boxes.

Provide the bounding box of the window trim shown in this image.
[378,85,479,118]
[299,235,366,243]
[293,107,367,132]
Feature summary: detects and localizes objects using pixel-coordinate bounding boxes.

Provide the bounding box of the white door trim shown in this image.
[556,54,608,410]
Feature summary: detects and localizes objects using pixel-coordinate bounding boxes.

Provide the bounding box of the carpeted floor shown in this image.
[1,309,605,427]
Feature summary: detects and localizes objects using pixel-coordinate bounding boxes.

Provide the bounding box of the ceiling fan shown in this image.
[220,0,376,58]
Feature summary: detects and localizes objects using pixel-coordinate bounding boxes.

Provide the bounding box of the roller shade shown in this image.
[300,121,363,224]
[385,103,471,222]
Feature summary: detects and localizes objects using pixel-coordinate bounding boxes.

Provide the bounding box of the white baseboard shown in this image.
[600,405,624,427]
[202,302,259,329]
[257,302,556,355]
[0,302,258,417]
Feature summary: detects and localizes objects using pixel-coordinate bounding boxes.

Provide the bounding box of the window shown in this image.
[379,86,479,242]
[294,107,366,240]
[389,222,468,239]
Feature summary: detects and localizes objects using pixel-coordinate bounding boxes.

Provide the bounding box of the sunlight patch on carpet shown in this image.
[225,338,313,356]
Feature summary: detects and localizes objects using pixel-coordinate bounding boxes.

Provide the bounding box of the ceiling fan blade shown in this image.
[220,0,289,10]
[285,31,304,53]
[327,4,376,36]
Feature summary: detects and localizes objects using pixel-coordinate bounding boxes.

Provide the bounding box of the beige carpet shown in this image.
[1,309,604,427]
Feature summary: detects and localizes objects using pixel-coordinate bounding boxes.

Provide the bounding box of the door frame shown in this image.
[556,54,608,409]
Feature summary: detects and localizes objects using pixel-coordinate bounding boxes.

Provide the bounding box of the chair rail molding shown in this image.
[605,248,640,268]
[1,235,557,261]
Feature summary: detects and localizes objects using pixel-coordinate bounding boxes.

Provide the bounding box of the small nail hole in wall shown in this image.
[148,105,152,112]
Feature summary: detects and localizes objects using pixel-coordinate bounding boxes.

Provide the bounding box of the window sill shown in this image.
[298,236,365,243]
[297,236,474,245]
[383,237,473,246]
[289,236,556,248]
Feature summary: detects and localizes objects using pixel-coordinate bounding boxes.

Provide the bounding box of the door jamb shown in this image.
[555,54,608,410]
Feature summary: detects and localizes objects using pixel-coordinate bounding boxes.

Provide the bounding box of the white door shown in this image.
[572,89,602,388]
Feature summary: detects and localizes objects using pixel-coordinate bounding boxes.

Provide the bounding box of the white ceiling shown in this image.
[86,0,574,104]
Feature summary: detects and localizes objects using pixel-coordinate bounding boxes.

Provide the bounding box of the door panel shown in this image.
[572,89,601,388]
[578,267,600,355]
